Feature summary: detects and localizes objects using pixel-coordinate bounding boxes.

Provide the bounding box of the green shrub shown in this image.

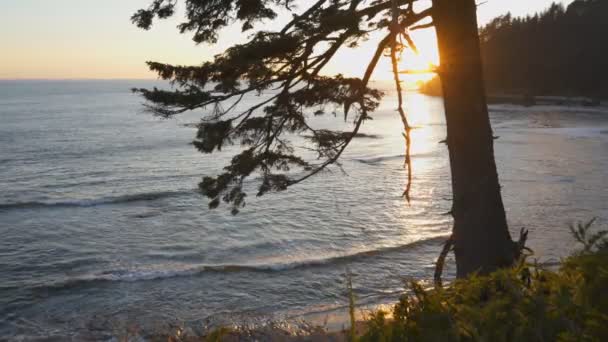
[360,219,608,342]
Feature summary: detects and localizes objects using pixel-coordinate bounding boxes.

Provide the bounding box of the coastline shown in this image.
[420,91,605,107]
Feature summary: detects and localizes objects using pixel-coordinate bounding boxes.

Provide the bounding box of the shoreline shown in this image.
[486,94,604,107]
[419,90,606,107]
[142,306,389,342]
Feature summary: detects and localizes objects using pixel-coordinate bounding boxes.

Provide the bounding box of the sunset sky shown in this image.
[0,0,574,80]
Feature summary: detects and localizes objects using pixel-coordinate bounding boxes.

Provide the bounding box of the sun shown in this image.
[398,28,440,87]
[320,26,440,87]
[401,51,435,73]
[399,50,437,88]
[376,27,440,86]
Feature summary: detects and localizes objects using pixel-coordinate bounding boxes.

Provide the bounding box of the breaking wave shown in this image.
[40,235,449,291]
[354,151,435,165]
[0,190,194,211]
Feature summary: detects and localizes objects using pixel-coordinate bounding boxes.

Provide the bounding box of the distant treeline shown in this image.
[421,0,608,98]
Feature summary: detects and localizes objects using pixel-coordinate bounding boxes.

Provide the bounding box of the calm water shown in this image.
[1,80,607,340]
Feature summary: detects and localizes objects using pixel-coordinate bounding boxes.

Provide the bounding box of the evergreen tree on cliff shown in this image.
[422,0,608,99]
[480,0,608,98]
[132,0,523,278]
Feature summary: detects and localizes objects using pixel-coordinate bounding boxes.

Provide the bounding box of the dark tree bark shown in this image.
[432,0,517,277]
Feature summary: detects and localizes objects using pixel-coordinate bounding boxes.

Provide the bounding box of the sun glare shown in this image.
[324,27,439,87]
[399,29,440,87]
[400,49,437,89]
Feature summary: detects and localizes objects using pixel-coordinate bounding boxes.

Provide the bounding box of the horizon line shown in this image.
[0,77,160,81]
[0,77,425,82]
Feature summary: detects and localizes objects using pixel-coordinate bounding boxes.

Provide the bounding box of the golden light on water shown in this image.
[406,94,436,156]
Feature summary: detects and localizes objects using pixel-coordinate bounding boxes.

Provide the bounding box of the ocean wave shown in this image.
[0,190,194,210]
[40,235,449,290]
[354,152,435,165]
[302,132,383,140]
[354,154,405,164]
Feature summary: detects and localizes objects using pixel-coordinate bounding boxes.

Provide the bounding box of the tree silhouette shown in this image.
[133,0,521,277]
[480,0,607,98]
[422,0,608,99]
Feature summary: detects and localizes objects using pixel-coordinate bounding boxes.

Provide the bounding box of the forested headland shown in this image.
[420,0,608,99]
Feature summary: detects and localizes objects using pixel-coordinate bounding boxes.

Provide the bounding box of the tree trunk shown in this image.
[432,0,517,277]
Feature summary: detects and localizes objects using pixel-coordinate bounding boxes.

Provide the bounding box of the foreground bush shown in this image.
[360,219,608,342]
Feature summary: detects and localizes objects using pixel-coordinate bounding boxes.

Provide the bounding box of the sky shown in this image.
[0,0,574,80]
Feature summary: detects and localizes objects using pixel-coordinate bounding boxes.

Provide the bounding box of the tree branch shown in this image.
[391,0,413,202]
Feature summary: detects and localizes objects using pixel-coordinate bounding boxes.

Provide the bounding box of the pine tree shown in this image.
[133,0,521,277]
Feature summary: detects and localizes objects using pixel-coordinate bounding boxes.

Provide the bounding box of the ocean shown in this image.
[1,80,607,340]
